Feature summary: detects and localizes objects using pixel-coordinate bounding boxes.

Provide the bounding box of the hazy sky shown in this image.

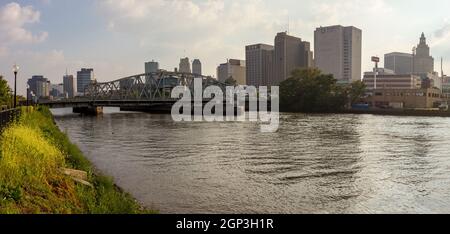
[2,0,450,95]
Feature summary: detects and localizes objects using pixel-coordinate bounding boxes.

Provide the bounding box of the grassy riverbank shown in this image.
[0,106,155,214]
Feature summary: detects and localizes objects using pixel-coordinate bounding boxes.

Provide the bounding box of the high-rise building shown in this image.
[77,68,94,95]
[179,57,191,73]
[50,83,64,98]
[273,32,313,84]
[442,75,450,96]
[145,60,159,73]
[63,74,75,98]
[413,33,434,76]
[384,52,413,75]
[314,25,362,84]
[245,44,274,87]
[192,59,202,75]
[217,59,246,85]
[27,75,50,99]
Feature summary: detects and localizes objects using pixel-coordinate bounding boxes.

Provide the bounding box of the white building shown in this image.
[363,74,422,90]
[314,25,362,84]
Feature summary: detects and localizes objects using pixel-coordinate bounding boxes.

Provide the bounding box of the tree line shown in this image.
[279,68,366,113]
[0,75,12,109]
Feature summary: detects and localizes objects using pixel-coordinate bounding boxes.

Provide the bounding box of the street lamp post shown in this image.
[12,64,19,108]
[26,84,30,106]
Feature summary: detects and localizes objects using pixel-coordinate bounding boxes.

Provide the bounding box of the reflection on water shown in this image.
[52,107,450,214]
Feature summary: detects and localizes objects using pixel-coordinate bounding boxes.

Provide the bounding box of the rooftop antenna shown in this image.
[441,57,444,77]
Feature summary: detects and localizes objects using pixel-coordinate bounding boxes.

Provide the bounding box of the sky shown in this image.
[2,0,450,95]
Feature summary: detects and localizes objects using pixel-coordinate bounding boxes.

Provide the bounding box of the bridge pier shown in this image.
[73,106,103,115]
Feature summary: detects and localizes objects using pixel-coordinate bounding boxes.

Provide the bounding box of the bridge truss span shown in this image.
[84,71,227,102]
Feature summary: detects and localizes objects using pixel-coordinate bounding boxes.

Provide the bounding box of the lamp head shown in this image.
[12,64,19,74]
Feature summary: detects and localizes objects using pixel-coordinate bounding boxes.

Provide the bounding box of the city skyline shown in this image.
[3,0,450,95]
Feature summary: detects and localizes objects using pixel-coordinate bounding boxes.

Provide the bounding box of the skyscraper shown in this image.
[314,25,362,84]
[27,75,50,99]
[50,83,64,98]
[179,57,191,73]
[273,32,314,84]
[63,74,75,98]
[192,59,202,75]
[217,59,246,85]
[77,68,94,95]
[245,44,274,87]
[384,52,413,75]
[145,60,159,73]
[413,33,434,76]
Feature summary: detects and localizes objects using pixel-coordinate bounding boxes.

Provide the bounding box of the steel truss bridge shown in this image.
[42,72,229,113]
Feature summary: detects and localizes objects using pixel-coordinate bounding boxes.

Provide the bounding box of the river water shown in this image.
[51,107,450,214]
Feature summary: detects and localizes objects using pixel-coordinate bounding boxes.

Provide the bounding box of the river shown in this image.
[51,107,450,214]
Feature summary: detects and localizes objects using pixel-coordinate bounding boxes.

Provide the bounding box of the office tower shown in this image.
[63,74,75,98]
[77,68,94,94]
[145,60,159,73]
[442,76,450,95]
[245,44,274,87]
[384,52,412,74]
[273,32,314,84]
[384,52,413,75]
[179,57,191,73]
[50,83,64,98]
[314,25,362,84]
[192,59,202,75]
[217,59,246,85]
[27,75,50,98]
[413,33,434,76]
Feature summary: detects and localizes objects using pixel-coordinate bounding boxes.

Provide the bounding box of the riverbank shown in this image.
[341,108,450,117]
[0,106,156,214]
[279,108,450,117]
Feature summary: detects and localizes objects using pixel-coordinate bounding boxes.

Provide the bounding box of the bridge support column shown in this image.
[73,106,103,115]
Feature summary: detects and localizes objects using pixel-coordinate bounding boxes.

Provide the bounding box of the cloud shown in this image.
[98,0,403,76]
[0,2,48,45]
[0,46,8,57]
[98,0,285,76]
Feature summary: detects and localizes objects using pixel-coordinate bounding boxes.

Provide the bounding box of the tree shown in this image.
[347,80,366,105]
[279,68,348,113]
[0,75,12,107]
[224,76,237,86]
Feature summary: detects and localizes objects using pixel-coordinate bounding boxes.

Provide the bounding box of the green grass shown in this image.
[0,106,157,214]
